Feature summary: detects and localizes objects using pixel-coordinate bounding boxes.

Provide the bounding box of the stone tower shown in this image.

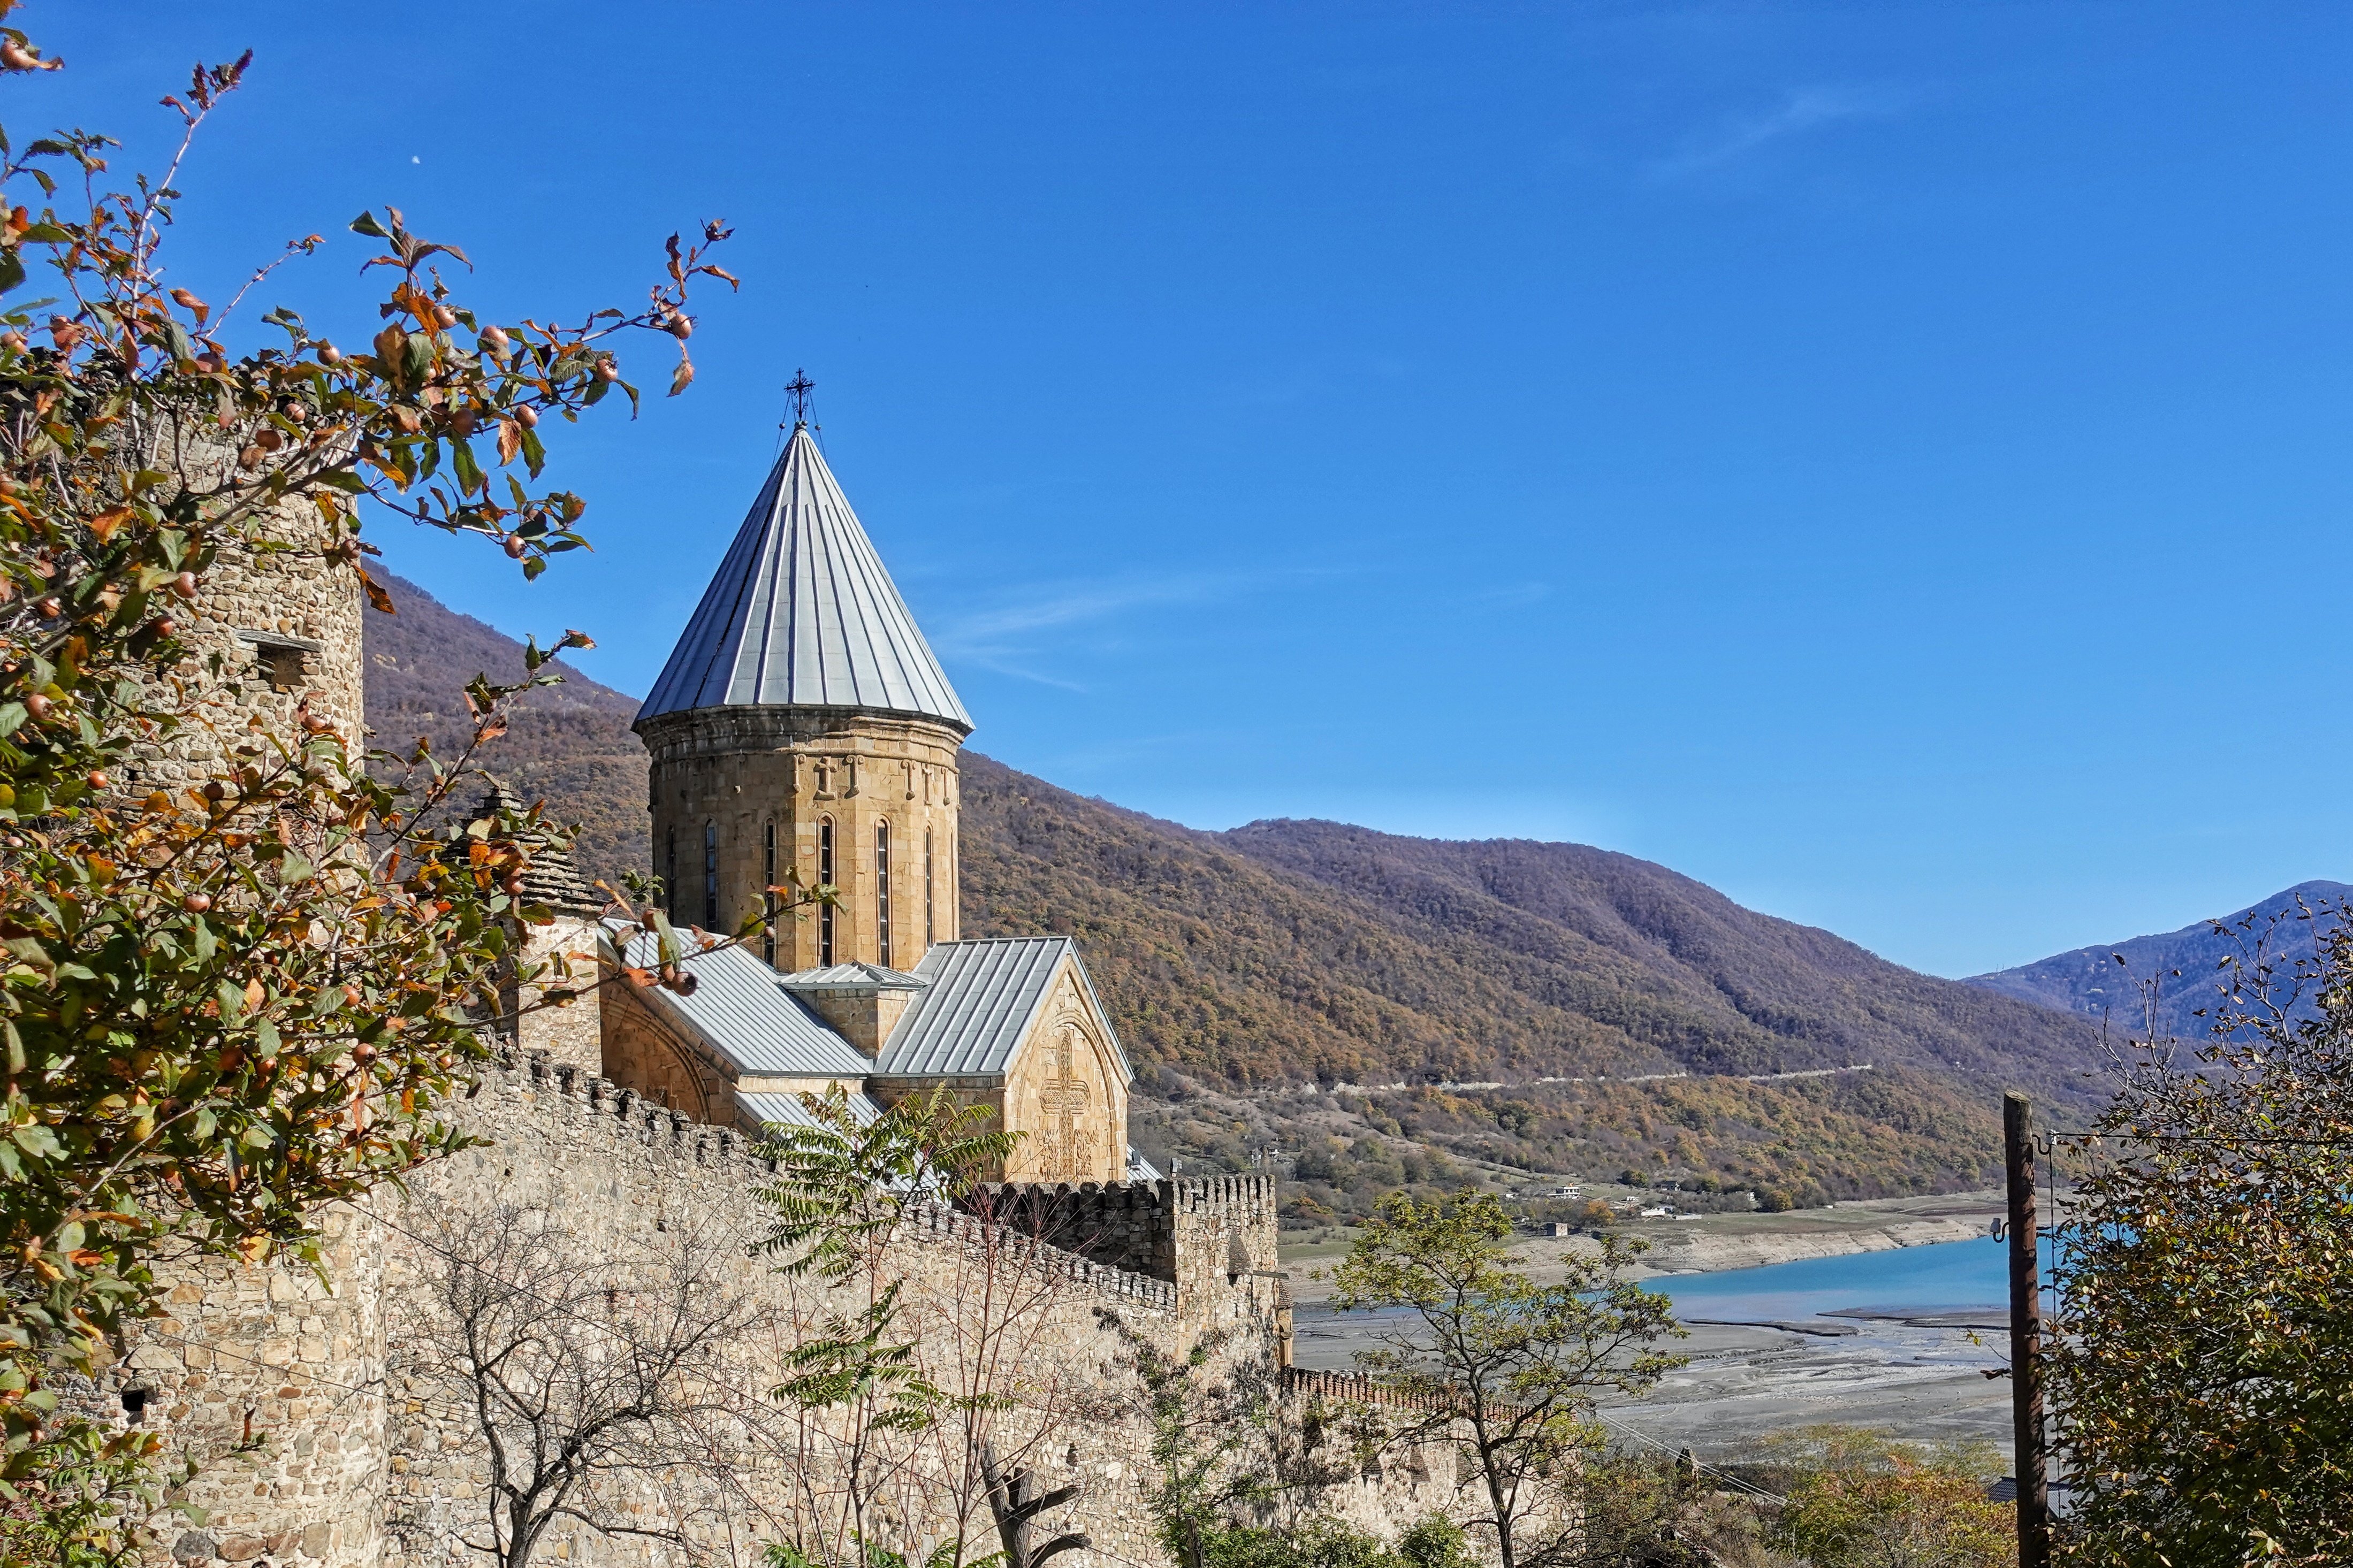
[634,418,972,972]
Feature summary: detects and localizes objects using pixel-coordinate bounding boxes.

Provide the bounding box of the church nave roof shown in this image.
[873,936,1135,1083]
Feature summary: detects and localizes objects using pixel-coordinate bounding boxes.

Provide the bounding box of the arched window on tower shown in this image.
[875,821,893,969]
[703,821,719,930]
[762,822,777,966]
[924,826,935,947]
[817,815,836,966]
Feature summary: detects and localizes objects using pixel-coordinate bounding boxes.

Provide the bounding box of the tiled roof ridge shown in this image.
[473,777,604,914]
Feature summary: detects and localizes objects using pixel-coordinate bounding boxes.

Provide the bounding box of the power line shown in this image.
[1587,1409,1787,1505]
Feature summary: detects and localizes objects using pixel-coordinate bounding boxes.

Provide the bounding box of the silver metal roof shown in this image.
[778,962,930,991]
[872,937,1134,1082]
[602,920,873,1077]
[737,1088,882,1132]
[636,424,972,731]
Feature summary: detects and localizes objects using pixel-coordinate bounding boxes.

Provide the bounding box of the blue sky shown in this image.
[25,3,2353,977]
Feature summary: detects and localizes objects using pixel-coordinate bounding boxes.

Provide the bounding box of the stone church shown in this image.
[116,403,1491,1568]
[540,416,1152,1186]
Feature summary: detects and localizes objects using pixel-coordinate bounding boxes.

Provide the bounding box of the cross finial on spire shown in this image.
[785,369,816,429]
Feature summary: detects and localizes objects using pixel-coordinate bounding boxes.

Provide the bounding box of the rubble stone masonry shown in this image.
[129,1061,1467,1568]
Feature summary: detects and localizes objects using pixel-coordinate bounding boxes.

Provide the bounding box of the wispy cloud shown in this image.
[1465,582,1548,609]
[931,571,1269,691]
[1651,84,1912,179]
[1231,351,1411,410]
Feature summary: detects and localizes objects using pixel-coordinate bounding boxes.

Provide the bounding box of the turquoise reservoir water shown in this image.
[1645,1238,2012,1322]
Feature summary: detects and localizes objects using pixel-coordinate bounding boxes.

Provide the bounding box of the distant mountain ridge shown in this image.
[1208,819,2100,1093]
[1966,879,2353,1042]
[362,572,2105,1196]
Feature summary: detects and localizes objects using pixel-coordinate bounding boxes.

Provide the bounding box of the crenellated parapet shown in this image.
[971,1174,1278,1281]
[466,1048,1182,1311]
[971,1173,1286,1353]
[1281,1367,1468,1416]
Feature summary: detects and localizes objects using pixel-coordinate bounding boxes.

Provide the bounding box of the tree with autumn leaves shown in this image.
[2047,898,2353,1567]
[0,14,738,1562]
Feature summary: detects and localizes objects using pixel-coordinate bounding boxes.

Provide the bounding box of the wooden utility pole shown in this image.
[2006,1090,2051,1567]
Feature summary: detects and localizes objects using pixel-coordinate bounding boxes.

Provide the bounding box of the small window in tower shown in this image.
[234,629,322,693]
[924,826,935,947]
[665,827,677,917]
[703,821,719,930]
[817,816,836,966]
[875,821,893,969]
[763,822,777,965]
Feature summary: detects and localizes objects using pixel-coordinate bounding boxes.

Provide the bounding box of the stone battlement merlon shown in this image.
[466,1049,1181,1312]
[969,1172,1281,1291]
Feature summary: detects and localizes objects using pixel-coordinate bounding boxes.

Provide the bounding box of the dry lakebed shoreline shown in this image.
[1281,1190,2016,1454]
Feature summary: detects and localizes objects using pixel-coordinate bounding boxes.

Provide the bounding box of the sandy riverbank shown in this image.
[1278,1190,2015,1451]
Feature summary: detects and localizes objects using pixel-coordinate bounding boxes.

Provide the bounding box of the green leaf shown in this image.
[349,211,391,238]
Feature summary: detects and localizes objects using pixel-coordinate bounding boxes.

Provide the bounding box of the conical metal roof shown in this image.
[636,425,972,731]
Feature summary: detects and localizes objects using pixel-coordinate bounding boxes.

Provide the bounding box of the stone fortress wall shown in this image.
[115,454,1483,1568]
[132,464,366,797]
[130,1060,1471,1568]
[100,461,391,1568]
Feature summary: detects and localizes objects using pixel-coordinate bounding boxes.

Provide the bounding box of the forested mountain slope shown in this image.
[363,572,2103,1199]
[960,763,2099,1102]
[364,572,648,888]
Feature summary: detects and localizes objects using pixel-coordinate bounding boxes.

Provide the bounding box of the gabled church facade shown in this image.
[582,415,1148,1184]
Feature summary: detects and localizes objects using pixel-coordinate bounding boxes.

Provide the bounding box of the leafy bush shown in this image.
[1769,1430,2010,1568]
[2049,902,2353,1564]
